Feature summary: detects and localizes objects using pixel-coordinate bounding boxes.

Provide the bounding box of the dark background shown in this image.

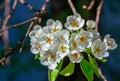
[0,0,120,81]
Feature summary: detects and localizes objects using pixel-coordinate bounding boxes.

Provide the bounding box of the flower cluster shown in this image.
[29,13,117,70]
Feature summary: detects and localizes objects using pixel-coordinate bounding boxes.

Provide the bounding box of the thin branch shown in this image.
[95,0,103,32]
[3,0,11,55]
[98,67,107,81]
[0,17,39,33]
[19,21,35,53]
[2,0,18,52]
[0,0,50,65]
[19,0,38,12]
[83,0,95,11]
[67,0,77,14]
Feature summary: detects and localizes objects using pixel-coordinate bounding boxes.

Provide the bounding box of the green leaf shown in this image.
[59,62,75,76]
[99,58,107,62]
[88,55,100,77]
[80,58,94,81]
[48,60,63,81]
[35,53,41,60]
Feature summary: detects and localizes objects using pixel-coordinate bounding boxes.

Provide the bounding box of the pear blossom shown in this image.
[88,30,100,41]
[56,29,70,42]
[92,39,109,59]
[55,41,70,59]
[103,34,117,50]
[40,50,60,70]
[86,20,96,29]
[75,30,93,49]
[29,25,43,38]
[43,19,62,35]
[39,34,54,51]
[30,37,43,54]
[65,13,85,31]
[68,50,82,63]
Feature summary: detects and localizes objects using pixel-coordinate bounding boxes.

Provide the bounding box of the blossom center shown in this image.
[95,48,102,54]
[72,41,77,48]
[59,44,66,52]
[52,27,57,32]
[46,37,52,43]
[79,36,86,42]
[71,21,78,27]
[107,41,112,46]
[49,54,56,61]
[36,43,41,48]
[72,53,78,58]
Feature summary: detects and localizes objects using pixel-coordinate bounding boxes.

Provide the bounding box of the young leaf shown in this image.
[35,53,41,60]
[48,60,63,81]
[88,55,100,77]
[80,58,94,81]
[59,62,75,76]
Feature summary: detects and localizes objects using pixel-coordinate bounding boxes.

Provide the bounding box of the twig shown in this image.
[19,0,38,12]
[0,17,38,33]
[67,0,77,14]
[98,67,107,81]
[19,21,35,53]
[2,0,18,52]
[83,0,95,11]
[0,0,50,65]
[95,0,103,32]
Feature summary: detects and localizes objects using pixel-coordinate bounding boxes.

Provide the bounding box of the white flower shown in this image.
[56,29,70,42]
[30,37,43,54]
[75,30,93,49]
[86,20,96,29]
[40,34,54,51]
[88,30,100,41]
[29,25,43,38]
[43,19,62,35]
[70,33,84,51]
[92,39,109,59]
[65,13,85,31]
[103,34,117,50]
[40,50,60,70]
[68,50,82,63]
[56,41,70,58]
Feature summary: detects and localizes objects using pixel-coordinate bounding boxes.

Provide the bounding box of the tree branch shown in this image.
[83,0,95,11]
[98,67,107,81]
[95,0,103,31]
[67,0,77,14]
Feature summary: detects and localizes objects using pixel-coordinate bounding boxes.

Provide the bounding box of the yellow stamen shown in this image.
[72,53,78,58]
[95,48,102,54]
[52,27,57,32]
[46,37,52,43]
[72,41,77,48]
[71,21,78,27]
[59,44,66,52]
[79,36,86,42]
[49,54,56,61]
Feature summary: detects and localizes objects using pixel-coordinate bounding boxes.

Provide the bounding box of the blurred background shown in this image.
[0,0,120,81]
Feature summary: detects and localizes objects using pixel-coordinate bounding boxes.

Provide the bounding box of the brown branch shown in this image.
[0,17,39,33]
[98,67,107,81]
[0,0,50,65]
[19,21,35,53]
[67,0,77,14]
[83,0,95,11]
[95,0,103,32]
[2,0,18,53]
[19,0,38,12]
